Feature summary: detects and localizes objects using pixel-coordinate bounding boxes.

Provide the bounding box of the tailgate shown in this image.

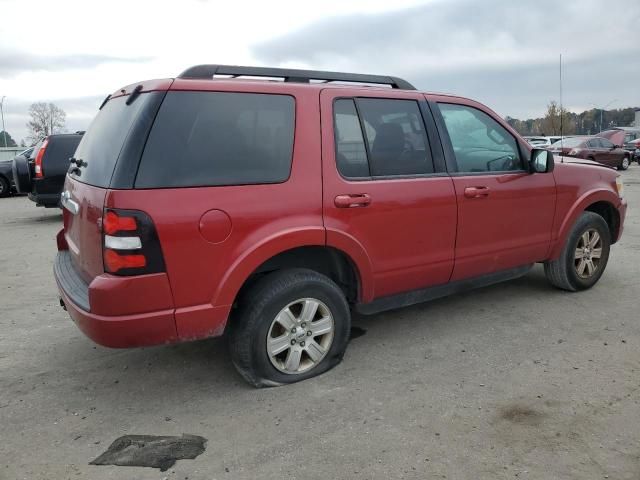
[63,177,107,283]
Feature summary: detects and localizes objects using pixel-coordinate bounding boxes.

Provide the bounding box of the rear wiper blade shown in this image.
[99,94,111,110]
[125,84,143,105]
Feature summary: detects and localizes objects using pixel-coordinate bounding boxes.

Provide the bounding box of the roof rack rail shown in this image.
[177,64,416,90]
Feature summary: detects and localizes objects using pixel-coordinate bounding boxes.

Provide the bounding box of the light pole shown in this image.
[0,96,6,148]
[590,99,617,133]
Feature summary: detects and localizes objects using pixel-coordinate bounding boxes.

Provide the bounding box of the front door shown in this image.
[430,97,556,281]
[320,89,457,302]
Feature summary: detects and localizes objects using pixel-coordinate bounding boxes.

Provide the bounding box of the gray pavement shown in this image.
[1,167,639,480]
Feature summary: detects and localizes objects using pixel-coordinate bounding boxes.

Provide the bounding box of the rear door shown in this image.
[430,96,556,280]
[321,88,457,301]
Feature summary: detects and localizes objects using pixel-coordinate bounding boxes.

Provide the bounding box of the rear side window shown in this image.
[135,92,295,188]
[333,98,434,178]
[71,94,150,187]
[334,100,369,177]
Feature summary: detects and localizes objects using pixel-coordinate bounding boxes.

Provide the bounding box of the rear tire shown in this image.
[544,211,611,291]
[228,268,351,387]
[0,176,9,197]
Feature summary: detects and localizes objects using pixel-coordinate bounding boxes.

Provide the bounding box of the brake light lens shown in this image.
[101,209,165,275]
[34,138,49,178]
[103,211,137,235]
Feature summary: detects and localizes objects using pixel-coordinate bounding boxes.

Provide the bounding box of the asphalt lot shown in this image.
[1,168,639,480]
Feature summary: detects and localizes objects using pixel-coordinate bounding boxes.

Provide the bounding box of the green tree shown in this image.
[0,130,18,147]
[541,101,575,136]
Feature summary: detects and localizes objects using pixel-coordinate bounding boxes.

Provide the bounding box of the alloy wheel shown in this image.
[622,157,629,169]
[574,228,603,279]
[267,298,335,374]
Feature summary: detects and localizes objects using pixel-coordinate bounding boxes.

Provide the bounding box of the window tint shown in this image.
[334,99,369,177]
[44,136,82,174]
[438,103,522,173]
[135,92,294,188]
[71,94,151,187]
[357,98,433,176]
[587,139,600,148]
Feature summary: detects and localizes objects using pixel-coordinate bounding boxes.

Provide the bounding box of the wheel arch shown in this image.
[550,189,621,259]
[212,229,372,310]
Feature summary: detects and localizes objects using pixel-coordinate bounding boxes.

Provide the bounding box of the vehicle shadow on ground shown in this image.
[49,268,556,401]
[18,212,63,224]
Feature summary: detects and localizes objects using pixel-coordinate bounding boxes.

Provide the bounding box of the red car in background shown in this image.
[600,128,640,164]
[549,136,632,170]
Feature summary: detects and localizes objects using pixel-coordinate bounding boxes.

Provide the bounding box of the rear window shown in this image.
[44,135,82,173]
[135,92,295,188]
[70,94,151,187]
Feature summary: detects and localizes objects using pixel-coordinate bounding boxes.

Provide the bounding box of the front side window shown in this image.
[599,138,614,149]
[333,98,434,178]
[135,92,295,188]
[438,103,523,173]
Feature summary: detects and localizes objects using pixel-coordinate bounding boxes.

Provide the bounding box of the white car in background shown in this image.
[524,136,564,147]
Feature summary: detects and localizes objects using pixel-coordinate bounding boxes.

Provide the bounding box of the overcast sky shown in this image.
[0,0,638,143]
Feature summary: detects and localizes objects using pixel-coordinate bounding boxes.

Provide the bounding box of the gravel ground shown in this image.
[1,167,639,480]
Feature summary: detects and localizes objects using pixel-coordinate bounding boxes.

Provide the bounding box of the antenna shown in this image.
[559,54,563,154]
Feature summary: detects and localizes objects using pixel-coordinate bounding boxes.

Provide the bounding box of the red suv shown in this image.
[54,65,627,387]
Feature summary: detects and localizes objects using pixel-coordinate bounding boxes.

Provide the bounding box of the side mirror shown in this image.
[530,148,554,173]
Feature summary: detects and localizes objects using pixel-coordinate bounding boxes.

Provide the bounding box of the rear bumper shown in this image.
[28,192,60,207]
[54,251,178,348]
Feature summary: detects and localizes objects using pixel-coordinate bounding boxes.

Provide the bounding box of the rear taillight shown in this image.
[101,209,165,276]
[34,138,49,178]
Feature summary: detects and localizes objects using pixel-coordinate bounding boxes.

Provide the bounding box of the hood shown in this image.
[599,130,625,146]
[553,155,614,169]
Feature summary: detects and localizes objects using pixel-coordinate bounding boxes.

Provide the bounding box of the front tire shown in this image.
[618,156,630,171]
[228,269,351,387]
[544,211,611,291]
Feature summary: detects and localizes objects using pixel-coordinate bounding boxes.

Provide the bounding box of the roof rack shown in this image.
[178,64,416,90]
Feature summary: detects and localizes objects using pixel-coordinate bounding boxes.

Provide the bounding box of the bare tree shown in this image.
[541,101,575,136]
[26,102,66,142]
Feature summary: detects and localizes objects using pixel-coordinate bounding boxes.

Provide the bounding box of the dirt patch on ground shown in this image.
[499,404,546,426]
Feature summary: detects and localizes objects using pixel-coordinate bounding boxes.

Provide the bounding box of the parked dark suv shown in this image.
[54,65,626,387]
[0,147,33,197]
[12,132,83,207]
